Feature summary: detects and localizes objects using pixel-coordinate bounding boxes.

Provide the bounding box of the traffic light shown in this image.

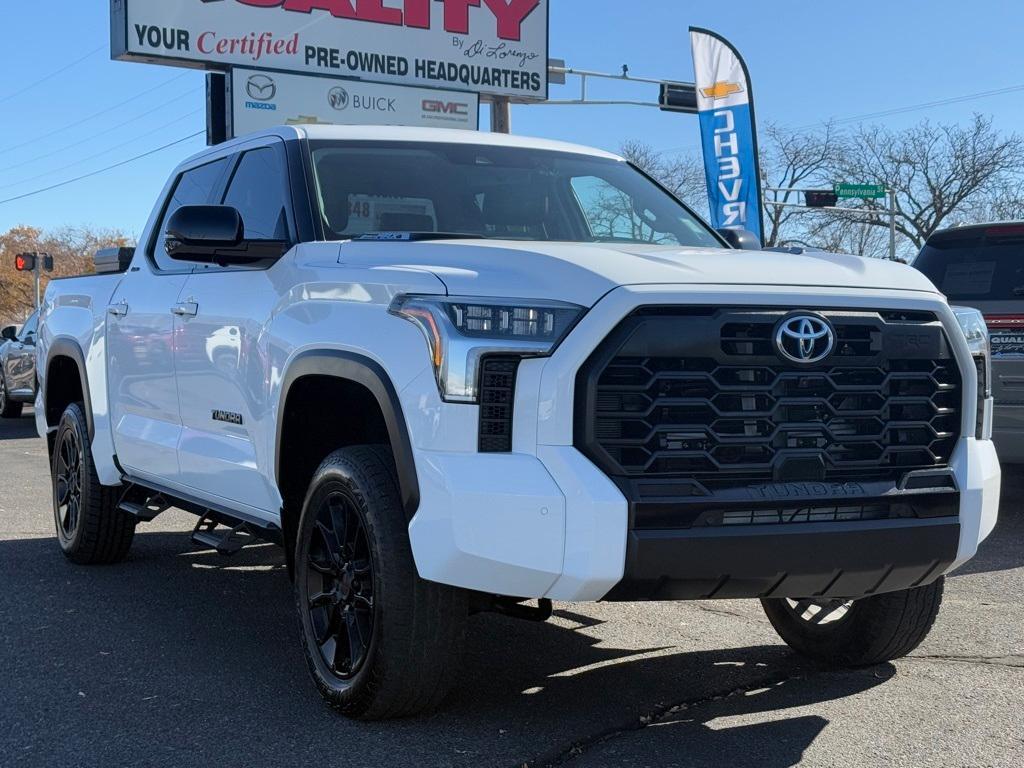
[659,83,698,113]
[805,190,839,208]
[43,255,54,272]
[15,253,36,272]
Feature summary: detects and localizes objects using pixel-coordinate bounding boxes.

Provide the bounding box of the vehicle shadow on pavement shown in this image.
[0,415,38,441]
[0,530,898,768]
[554,665,896,768]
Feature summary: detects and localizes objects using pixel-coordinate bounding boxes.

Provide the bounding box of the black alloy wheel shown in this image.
[294,446,468,719]
[50,402,135,564]
[0,376,22,418]
[778,598,853,629]
[761,578,945,667]
[54,423,84,544]
[305,489,375,679]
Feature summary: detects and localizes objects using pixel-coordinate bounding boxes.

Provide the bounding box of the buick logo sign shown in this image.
[246,74,276,102]
[775,314,835,364]
[328,86,349,110]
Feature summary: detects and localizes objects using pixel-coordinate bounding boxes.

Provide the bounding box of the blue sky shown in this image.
[2,0,1024,235]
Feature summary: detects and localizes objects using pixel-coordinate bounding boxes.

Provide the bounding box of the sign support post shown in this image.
[889,188,897,262]
[490,97,512,134]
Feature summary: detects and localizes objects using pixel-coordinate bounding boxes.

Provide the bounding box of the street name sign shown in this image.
[834,183,887,199]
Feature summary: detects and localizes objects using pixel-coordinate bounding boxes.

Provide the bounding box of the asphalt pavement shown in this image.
[1,410,1021,768]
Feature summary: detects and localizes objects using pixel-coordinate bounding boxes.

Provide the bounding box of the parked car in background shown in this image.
[0,310,39,418]
[913,223,1024,463]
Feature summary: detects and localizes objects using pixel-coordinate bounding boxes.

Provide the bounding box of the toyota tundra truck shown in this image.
[36,125,1001,719]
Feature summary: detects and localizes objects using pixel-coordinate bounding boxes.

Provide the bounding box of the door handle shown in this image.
[107,301,129,318]
[171,301,199,318]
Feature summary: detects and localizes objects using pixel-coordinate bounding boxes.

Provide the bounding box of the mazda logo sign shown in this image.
[246,74,276,101]
[775,314,835,364]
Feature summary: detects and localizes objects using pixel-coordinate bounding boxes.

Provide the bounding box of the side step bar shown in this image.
[117,493,171,523]
[191,514,261,556]
[116,477,283,555]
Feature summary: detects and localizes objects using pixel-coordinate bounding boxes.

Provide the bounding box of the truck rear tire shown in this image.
[0,377,23,418]
[761,578,944,666]
[294,445,468,720]
[51,402,136,564]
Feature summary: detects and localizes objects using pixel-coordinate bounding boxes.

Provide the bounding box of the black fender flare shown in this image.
[274,349,420,517]
[46,338,95,440]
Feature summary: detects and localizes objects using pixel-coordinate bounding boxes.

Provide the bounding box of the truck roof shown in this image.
[187,124,624,165]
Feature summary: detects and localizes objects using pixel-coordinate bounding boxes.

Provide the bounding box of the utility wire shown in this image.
[0,132,205,206]
[658,80,1024,155]
[0,88,202,175]
[0,72,192,155]
[0,46,104,105]
[0,109,204,191]
[797,82,1024,130]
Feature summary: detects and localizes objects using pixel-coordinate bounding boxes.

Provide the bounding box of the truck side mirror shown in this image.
[717,228,762,251]
[165,205,287,266]
[1,326,16,342]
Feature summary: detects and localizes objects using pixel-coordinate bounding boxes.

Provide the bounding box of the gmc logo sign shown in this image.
[423,99,469,116]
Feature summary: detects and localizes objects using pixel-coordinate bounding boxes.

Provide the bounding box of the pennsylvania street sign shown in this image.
[834,183,887,199]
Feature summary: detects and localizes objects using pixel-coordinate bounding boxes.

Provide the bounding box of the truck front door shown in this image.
[173,144,292,518]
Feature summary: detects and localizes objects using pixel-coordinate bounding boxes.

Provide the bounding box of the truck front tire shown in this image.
[51,402,136,564]
[761,578,944,666]
[294,445,468,719]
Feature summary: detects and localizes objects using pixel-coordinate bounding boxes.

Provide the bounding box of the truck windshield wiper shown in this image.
[353,231,487,242]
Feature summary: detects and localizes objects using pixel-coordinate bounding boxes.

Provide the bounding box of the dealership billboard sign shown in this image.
[228,67,479,136]
[110,0,549,101]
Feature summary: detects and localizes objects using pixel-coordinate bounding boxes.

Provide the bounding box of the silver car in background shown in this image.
[0,310,39,419]
[914,222,1024,463]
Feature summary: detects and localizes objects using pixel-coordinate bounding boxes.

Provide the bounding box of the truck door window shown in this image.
[222,147,290,241]
[152,158,229,271]
[571,175,687,245]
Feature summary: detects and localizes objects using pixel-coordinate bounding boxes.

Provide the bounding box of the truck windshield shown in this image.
[309,141,721,248]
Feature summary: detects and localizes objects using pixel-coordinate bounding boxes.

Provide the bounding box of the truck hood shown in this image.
[335,240,939,306]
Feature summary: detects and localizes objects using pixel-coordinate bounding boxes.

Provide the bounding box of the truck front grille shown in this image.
[575,307,962,486]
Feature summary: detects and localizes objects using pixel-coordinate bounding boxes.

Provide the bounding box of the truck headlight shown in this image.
[952,306,992,440]
[390,295,584,402]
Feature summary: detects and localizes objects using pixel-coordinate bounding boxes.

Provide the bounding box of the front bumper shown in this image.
[404,286,1002,602]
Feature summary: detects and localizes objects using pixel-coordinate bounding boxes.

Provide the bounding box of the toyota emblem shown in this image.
[775,314,835,364]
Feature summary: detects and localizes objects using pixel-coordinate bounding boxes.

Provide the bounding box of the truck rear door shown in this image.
[107,157,230,484]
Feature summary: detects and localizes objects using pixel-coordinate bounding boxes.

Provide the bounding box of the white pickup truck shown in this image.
[36,125,1001,719]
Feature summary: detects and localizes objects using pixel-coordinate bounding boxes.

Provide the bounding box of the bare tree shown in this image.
[619,140,707,217]
[0,225,132,321]
[759,122,845,248]
[965,176,1024,223]
[836,114,1024,249]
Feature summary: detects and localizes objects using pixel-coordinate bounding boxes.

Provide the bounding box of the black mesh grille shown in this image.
[576,308,963,485]
[478,357,520,452]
